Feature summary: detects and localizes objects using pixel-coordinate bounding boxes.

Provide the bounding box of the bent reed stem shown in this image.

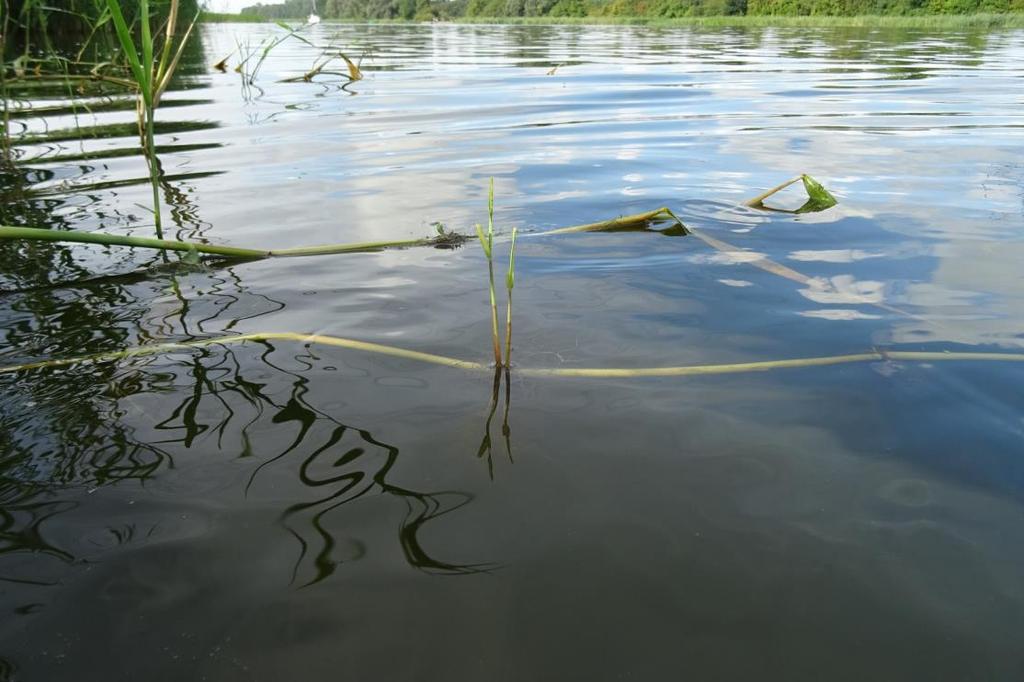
[538,207,682,235]
[3,332,1024,379]
[0,204,682,262]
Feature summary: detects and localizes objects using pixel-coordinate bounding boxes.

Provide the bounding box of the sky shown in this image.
[204,0,284,12]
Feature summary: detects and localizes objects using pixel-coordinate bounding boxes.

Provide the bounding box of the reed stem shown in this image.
[504,227,518,365]
[0,225,266,257]
[487,258,502,366]
[4,331,1024,380]
[743,176,801,207]
[144,103,162,236]
[0,226,457,259]
[538,207,681,235]
[504,287,513,365]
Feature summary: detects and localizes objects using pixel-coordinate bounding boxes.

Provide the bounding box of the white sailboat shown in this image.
[307,0,320,24]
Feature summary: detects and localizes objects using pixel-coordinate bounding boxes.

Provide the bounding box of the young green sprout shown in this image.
[504,227,518,366]
[475,178,502,367]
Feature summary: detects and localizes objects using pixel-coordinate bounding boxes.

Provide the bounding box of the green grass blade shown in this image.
[506,227,517,290]
[104,0,149,104]
[488,177,494,236]
[475,223,491,258]
[140,0,154,95]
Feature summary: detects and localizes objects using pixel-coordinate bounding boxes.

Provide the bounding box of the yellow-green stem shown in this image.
[4,332,1024,379]
[743,176,801,207]
[144,104,163,237]
[504,289,513,366]
[487,259,502,367]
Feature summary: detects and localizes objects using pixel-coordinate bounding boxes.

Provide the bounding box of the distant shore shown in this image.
[201,12,1024,29]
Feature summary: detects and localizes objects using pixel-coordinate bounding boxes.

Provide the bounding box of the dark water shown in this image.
[2,22,1024,680]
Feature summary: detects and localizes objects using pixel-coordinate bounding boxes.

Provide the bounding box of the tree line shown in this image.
[241,0,1022,19]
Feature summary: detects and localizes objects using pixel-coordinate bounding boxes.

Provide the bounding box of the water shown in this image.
[2,23,1024,680]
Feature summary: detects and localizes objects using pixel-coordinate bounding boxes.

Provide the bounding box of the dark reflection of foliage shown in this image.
[0,656,16,682]
[0,480,77,582]
[0,206,287,589]
[134,340,493,584]
[1,340,492,591]
[281,425,488,585]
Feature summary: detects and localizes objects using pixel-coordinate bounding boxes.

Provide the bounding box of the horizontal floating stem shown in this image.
[270,238,433,256]
[0,206,682,261]
[3,331,1024,379]
[538,207,682,235]
[0,332,485,375]
[0,226,269,259]
[524,353,881,377]
[0,226,445,260]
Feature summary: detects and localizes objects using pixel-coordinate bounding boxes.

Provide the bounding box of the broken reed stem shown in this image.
[0,204,681,263]
[3,331,1024,379]
[539,207,681,235]
[743,175,802,207]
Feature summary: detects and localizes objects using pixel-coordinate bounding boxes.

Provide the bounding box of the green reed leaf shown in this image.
[475,223,492,259]
[799,174,839,212]
[506,227,518,290]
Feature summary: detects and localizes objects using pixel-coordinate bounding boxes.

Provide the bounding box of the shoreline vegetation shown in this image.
[229,0,1024,27]
[199,11,1024,27]
[204,12,1024,28]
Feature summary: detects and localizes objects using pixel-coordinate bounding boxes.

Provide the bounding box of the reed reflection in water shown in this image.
[1,341,493,595]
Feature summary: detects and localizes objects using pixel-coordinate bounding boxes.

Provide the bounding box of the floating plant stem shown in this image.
[744,174,838,213]
[4,331,1024,381]
[0,225,268,258]
[538,207,684,235]
[0,332,485,376]
[0,226,465,259]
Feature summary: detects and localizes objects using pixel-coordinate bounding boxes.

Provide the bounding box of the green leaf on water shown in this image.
[798,174,838,212]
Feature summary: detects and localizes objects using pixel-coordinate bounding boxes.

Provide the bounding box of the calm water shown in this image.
[2,22,1024,680]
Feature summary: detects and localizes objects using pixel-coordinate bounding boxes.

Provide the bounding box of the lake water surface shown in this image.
[2,22,1024,680]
